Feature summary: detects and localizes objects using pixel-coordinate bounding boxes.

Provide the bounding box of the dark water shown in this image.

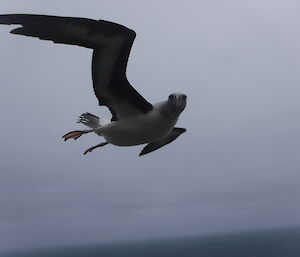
[2,227,300,257]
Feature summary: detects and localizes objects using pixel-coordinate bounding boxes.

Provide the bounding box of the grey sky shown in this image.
[0,0,299,251]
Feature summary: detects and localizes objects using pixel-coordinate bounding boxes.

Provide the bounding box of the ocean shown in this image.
[1,227,300,257]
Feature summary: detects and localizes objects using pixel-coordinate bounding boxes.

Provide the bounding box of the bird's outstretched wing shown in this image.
[0,14,153,121]
[139,128,186,156]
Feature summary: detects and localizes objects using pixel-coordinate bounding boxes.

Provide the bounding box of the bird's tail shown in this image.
[78,112,110,129]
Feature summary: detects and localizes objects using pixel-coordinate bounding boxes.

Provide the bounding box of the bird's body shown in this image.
[96,103,179,146]
[0,14,187,156]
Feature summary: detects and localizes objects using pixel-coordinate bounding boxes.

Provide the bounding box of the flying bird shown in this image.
[0,14,187,156]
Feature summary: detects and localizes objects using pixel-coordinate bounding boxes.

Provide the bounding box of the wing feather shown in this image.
[0,14,153,120]
[139,128,186,156]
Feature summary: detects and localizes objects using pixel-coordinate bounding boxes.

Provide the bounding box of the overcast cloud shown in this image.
[0,0,299,251]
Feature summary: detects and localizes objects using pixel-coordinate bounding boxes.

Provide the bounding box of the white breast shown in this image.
[98,107,178,146]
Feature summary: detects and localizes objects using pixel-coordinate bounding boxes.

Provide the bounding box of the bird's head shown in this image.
[168,93,187,116]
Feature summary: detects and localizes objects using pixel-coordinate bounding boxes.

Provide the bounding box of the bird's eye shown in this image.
[169,94,174,100]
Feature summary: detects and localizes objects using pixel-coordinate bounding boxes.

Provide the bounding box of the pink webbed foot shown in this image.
[84,142,109,155]
[62,130,92,141]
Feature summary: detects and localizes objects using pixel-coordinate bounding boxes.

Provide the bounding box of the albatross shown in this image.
[0,14,187,156]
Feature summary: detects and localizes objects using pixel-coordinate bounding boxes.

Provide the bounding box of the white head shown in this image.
[168,93,187,116]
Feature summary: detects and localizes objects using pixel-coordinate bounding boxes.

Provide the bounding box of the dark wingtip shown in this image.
[10,28,23,34]
[174,127,187,134]
[0,16,11,25]
[0,14,24,25]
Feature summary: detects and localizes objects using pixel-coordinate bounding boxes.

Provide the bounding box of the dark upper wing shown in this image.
[0,14,153,121]
[139,128,186,156]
